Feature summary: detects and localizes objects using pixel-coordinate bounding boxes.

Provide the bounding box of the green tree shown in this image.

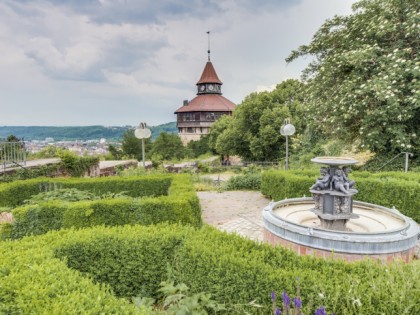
[31,145,64,159]
[208,115,234,156]
[107,145,124,160]
[150,132,185,161]
[121,129,152,161]
[286,0,419,155]
[209,79,306,161]
[186,135,212,158]
[6,135,20,142]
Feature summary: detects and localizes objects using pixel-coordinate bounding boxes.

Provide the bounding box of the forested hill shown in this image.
[0,122,177,141]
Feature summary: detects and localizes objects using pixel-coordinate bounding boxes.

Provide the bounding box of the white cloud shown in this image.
[0,0,356,126]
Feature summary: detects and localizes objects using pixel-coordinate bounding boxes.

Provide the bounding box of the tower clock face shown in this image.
[208,84,214,91]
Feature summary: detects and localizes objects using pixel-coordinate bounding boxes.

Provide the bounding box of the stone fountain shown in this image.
[263,157,420,262]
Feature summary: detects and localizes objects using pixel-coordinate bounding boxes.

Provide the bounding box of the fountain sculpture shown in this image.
[263,157,419,262]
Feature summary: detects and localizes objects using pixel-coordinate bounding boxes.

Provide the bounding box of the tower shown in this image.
[174,33,235,145]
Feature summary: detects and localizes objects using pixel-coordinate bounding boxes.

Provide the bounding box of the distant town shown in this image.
[25,138,118,156]
[0,122,178,157]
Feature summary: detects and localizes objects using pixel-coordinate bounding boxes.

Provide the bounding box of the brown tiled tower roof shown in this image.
[174,59,235,114]
[196,61,223,85]
[175,94,235,113]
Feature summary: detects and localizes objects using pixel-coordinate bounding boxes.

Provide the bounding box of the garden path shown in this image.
[197,191,270,242]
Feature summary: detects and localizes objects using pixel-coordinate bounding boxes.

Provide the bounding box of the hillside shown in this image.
[0,122,177,141]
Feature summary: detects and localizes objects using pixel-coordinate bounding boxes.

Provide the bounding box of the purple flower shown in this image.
[271,290,277,302]
[315,306,327,315]
[274,307,281,315]
[282,291,291,307]
[294,296,302,309]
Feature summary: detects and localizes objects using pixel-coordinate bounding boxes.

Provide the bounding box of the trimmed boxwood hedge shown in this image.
[0,224,418,314]
[0,175,172,207]
[261,170,420,222]
[2,174,201,239]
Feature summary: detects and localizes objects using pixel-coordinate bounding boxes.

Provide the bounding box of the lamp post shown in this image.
[280,119,295,170]
[134,123,152,169]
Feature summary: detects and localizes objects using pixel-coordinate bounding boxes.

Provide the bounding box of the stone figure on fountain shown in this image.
[332,169,350,194]
[310,167,331,191]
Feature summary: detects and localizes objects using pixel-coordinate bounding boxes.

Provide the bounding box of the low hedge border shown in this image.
[2,174,201,239]
[0,175,173,207]
[0,224,418,314]
[261,171,420,222]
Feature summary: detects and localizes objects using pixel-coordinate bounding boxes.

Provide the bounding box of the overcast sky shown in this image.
[0,0,356,127]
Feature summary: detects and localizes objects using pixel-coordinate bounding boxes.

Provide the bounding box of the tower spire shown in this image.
[207,30,211,61]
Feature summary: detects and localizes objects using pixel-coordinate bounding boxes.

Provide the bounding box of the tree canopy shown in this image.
[286,0,419,155]
[149,132,185,161]
[209,79,306,161]
[121,129,152,160]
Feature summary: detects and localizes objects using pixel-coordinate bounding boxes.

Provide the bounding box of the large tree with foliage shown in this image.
[286,0,419,155]
[209,79,306,161]
[149,132,185,161]
[121,129,152,161]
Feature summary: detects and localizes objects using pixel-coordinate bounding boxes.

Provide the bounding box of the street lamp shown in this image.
[134,122,152,169]
[280,119,295,170]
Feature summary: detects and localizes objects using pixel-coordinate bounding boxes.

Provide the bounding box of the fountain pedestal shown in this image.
[310,189,359,231]
[309,157,359,231]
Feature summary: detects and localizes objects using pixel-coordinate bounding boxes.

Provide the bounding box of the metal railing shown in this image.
[0,140,27,170]
[376,152,413,172]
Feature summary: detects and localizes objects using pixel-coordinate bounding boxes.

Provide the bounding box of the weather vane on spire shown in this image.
[207,30,211,61]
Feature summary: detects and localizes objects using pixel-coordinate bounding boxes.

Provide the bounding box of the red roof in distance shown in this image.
[196,61,223,85]
[174,94,235,113]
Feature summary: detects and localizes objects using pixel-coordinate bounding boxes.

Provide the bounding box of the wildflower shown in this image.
[275,307,281,315]
[294,296,302,309]
[282,291,291,307]
[315,306,327,315]
[271,291,277,302]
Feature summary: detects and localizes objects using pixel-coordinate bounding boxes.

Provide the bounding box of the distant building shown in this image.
[174,55,235,145]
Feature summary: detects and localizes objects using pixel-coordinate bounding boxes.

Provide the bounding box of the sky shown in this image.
[0,0,356,127]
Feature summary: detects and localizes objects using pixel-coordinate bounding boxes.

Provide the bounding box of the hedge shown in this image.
[175,227,420,315]
[261,171,420,222]
[2,174,201,239]
[0,175,172,207]
[0,224,418,314]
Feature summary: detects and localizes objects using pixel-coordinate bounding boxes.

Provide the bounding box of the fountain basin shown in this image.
[263,198,420,263]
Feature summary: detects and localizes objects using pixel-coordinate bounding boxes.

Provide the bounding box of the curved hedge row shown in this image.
[261,171,420,222]
[1,174,201,239]
[0,224,418,314]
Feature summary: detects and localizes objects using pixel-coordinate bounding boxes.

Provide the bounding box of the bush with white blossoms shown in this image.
[287,0,419,156]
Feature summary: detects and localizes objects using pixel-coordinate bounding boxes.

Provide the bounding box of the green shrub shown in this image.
[0,175,172,207]
[225,173,261,190]
[59,150,99,177]
[172,226,420,315]
[4,174,201,239]
[24,188,99,204]
[54,225,192,299]
[261,170,420,222]
[1,224,417,314]
[0,227,141,314]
